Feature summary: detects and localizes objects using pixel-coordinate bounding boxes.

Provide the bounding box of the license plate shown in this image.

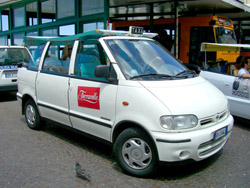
[5,73,17,78]
[214,127,228,141]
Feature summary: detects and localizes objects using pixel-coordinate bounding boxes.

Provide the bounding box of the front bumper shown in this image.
[152,114,234,162]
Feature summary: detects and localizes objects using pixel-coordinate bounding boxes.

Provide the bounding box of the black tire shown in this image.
[24,99,43,130]
[113,127,158,177]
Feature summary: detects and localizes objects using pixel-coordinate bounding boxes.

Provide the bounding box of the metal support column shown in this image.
[150,3,154,32]
[37,0,41,36]
[174,0,179,59]
[238,20,242,44]
[104,0,110,29]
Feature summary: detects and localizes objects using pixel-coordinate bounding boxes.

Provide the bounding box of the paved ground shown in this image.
[0,91,249,188]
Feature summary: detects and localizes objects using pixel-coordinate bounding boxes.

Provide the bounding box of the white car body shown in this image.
[0,46,31,91]
[17,30,233,176]
[200,42,250,120]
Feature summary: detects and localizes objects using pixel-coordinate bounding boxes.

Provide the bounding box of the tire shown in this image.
[113,127,158,177]
[24,99,43,130]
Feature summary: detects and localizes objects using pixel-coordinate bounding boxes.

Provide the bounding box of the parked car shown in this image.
[200,42,250,120]
[0,46,32,91]
[17,28,233,177]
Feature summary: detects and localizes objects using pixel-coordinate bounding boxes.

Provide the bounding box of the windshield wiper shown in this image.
[175,70,196,78]
[130,73,174,80]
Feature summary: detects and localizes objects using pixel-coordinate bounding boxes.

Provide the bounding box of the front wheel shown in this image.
[24,99,43,130]
[113,127,158,177]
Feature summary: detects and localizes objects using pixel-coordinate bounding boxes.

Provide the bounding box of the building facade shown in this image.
[1,0,250,46]
[0,0,109,45]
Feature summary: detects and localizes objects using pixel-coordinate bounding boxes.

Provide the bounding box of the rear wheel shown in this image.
[24,99,43,130]
[114,127,158,177]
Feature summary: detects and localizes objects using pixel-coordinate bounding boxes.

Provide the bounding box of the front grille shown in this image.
[198,131,230,157]
[200,111,228,127]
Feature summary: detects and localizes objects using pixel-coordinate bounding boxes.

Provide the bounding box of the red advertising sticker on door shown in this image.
[78,86,100,110]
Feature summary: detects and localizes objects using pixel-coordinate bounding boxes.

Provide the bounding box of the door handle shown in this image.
[68,81,72,91]
[224,82,230,87]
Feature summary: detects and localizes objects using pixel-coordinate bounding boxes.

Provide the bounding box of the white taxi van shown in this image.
[17,27,233,177]
[0,46,31,91]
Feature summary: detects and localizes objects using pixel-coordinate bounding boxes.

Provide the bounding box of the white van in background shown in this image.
[200,42,250,120]
[0,46,31,92]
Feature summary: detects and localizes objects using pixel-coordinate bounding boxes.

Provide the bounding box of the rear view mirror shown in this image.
[217,27,224,36]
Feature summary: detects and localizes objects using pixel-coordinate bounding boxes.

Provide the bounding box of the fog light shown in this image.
[179,151,190,160]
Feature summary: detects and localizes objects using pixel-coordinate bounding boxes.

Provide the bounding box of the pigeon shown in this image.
[75,162,91,181]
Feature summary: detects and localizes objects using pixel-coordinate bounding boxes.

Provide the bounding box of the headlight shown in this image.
[160,115,198,130]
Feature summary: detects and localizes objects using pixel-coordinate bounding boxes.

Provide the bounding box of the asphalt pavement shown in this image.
[0,91,249,188]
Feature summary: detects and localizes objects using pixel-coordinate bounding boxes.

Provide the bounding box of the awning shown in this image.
[200,42,250,52]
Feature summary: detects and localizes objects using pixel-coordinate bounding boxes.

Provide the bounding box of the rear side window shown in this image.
[41,43,71,75]
[74,41,105,80]
[27,43,46,71]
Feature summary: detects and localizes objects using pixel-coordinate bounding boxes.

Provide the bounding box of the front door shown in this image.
[68,40,117,141]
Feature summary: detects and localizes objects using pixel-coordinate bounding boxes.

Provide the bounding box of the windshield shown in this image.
[215,27,237,44]
[0,48,31,66]
[106,39,195,80]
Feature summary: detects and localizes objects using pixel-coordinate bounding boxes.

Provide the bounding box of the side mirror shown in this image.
[17,62,28,68]
[95,65,110,78]
[185,63,201,74]
[17,62,23,68]
[95,65,117,82]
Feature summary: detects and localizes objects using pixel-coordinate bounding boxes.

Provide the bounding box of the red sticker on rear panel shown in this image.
[78,86,100,110]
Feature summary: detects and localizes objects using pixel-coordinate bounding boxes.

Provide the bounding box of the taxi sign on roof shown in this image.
[129,26,144,35]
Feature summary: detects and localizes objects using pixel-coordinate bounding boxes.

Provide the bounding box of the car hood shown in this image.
[139,77,227,119]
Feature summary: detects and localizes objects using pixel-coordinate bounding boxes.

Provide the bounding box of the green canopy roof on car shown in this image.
[24,29,157,46]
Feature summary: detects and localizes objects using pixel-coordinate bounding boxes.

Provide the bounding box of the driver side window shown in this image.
[74,41,107,80]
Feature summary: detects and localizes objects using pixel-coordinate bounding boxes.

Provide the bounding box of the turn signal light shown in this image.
[122,101,129,106]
